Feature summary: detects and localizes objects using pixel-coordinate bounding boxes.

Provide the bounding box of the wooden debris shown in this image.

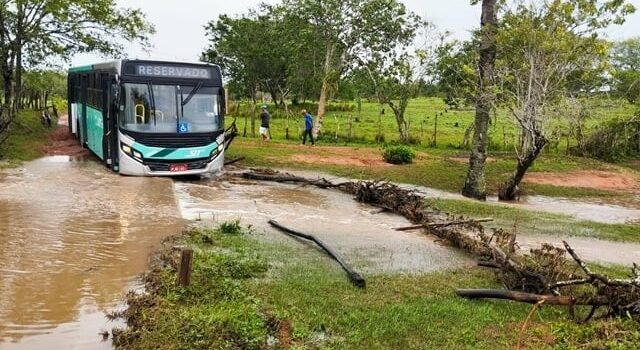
[268,220,366,288]
[395,218,494,231]
[224,156,245,166]
[455,289,609,305]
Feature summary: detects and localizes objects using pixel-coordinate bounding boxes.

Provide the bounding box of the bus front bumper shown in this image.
[118,151,224,176]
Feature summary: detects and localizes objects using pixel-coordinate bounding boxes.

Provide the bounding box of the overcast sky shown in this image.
[69,0,640,67]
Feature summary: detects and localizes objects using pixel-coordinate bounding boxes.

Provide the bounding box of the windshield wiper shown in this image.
[175,85,181,131]
[147,82,156,126]
[181,82,203,107]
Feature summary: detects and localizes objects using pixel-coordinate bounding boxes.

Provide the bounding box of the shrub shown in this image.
[382,145,415,164]
[217,220,243,235]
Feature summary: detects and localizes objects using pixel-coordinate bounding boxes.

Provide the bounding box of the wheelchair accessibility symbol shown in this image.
[178,122,189,133]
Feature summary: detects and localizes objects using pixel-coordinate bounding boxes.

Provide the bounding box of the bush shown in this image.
[382,145,415,164]
[217,220,243,235]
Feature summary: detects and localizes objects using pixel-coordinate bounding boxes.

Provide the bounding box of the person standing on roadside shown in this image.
[259,104,270,143]
[301,109,314,145]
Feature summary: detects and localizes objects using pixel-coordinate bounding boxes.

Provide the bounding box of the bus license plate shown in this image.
[169,164,188,172]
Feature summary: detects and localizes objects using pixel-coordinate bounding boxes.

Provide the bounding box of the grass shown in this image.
[231,97,637,152]
[0,109,58,167]
[115,223,640,349]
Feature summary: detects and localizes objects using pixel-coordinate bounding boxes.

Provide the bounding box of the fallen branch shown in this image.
[243,171,343,189]
[224,156,245,166]
[268,220,366,288]
[455,289,609,305]
[395,218,494,231]
[563,240,640,287]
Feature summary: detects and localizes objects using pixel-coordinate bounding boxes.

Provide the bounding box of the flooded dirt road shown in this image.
[175,176,473,274]
[0,156,182,349]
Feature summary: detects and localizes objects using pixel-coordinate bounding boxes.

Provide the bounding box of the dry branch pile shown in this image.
[241,169,640,323]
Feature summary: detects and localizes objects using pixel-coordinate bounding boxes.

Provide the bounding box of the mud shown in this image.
[288,153,390,167]
[45,115,89,157]
[0,156,182,349]
[175,175,474,274]
[524,170,640,193]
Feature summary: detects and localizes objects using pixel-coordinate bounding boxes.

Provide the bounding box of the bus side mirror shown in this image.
[111,84,119,103]
[220,88,226,116]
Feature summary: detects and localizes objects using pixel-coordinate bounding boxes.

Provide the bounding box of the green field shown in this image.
[114,224,640,350]
[229,97,637,152]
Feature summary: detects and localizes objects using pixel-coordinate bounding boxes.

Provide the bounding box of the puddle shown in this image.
[280,169,640,225]
[518,235,640,266]
[175,177,473,274]
[0,157,183,349]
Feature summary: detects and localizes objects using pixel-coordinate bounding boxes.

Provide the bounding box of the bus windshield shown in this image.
[119,83,222,133]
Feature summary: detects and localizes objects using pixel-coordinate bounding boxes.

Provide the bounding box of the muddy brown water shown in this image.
[0,156,182,349]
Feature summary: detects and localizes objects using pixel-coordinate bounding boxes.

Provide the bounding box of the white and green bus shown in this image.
[68,59,226,176]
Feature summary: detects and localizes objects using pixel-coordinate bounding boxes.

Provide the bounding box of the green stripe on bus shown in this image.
[69,65,93,72]
[151,149,176,158]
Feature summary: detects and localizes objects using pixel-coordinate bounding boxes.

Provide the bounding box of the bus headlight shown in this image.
[121,143,143,161]
[121,143,132,155]
[210,143,224,160]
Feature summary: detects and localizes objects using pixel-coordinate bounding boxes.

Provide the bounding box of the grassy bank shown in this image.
[0,109,58,166]
[113,223,640,349]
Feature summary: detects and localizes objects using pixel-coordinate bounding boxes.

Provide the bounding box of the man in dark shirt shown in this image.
[301,109,314,145]
[259,104,270,143]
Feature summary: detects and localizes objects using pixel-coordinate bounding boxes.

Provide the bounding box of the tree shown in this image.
[611,37,640,103]
[357,22,439,144]
[496,0,634,200]
[287,0,422,138]
[202,5,322,136]
[21,69,66,110]
[461,0,498,201]
[0,0,153,125]
[433,38,479,109]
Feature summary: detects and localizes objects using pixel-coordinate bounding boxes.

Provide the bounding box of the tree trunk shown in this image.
[461,0,497,201]
[314,43,335,138]
[390,103,409,144]
[13,3,23,114]
[0,5,10,112]
[498,136,547,201]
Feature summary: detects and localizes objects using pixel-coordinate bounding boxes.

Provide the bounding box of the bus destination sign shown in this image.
[134,64,212,79]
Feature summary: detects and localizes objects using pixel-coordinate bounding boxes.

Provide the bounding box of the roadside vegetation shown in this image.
[113,223,640,349]
[0,109,60,167]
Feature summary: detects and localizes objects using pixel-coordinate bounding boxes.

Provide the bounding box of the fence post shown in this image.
[178,248,193,287]
[432,113,439,147]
